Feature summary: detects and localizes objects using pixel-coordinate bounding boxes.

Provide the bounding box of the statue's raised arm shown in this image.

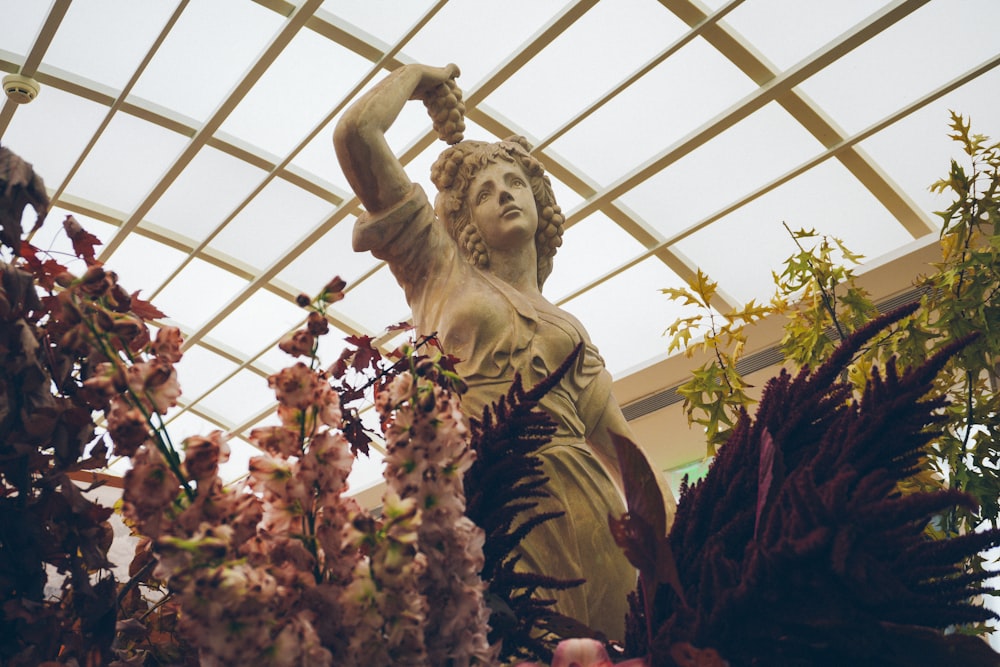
[334,63,461,214]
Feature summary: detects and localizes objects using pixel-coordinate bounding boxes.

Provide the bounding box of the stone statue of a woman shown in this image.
[334,63,670,640]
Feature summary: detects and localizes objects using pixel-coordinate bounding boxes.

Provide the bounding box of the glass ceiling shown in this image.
[2,0,998,493]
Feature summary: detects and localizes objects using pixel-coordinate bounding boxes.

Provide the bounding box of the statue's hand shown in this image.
[408,63,461,101]
[403,64,465,145]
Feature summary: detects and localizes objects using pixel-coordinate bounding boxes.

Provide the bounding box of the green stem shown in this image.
[783,222,846,342]
[81,303,194,501]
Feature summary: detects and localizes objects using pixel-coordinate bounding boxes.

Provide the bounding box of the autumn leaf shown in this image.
[344,334,381,372]
[385,320,413,332]
[661,286,703,307]
[0,145,49,252]
[19,241,69,291]
[129,291,167,320]
[608,432,685,630]
[63,214,102,265]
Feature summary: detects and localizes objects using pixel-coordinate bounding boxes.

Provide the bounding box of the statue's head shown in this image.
[430,136,564,288]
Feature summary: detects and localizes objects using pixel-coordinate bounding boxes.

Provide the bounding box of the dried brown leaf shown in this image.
[0,145,49,252]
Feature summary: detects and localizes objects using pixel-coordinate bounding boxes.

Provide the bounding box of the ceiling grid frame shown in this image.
[0,0,996,488]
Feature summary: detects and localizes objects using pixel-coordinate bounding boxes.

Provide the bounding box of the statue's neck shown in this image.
[486,246,541,296]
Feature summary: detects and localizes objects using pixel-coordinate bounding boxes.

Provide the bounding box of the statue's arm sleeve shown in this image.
[352,184,453,305]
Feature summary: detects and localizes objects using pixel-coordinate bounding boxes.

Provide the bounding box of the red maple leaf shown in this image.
[62,215,102,265]
[344,334,381,372]
[19,241,68,291]
[129,291,167,320]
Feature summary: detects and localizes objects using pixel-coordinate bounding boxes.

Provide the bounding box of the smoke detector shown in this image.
[3,73,40,104]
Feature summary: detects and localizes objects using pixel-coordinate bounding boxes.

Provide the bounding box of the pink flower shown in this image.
[152,325,184,363]
[314,383,342,428]
[250,424,303,458]
[182,431,230,482]
[84,360,127,398]
[122,444,181,537]
[278,329,316,358]
[269,362,321,410]
[106,396,149,457]
[127,360,181,414]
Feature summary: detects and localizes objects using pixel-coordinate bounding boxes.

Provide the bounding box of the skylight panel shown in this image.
[276,217,380,291]
[544,211,648,303]
[320,0,437,45]
[618,101,826,239]
[334,264,411,334]
[545,170,584,213]
[484,0,688,140]
[43,1,179,92]
[171,344,241,403]
[549,36,757,187]
[102,233,186,300]
[65,111,188,214]
[673,159,911,307]
[208,176,334,269]
[561,257,689,377]
[797,0,1000,136]
[150,258,249,329]
[399,0,565,89]
[292,114,352,192]
[195,368,276,430]
[0,3,49,57]
[722,0,877,72]
[218,28,371,158]
[201,289,307,358]
[219,438,259,485]
[2,86,108,187]
[858,67,1000,221]
[129,0,282,123]
[146,145,269,244]
[348,449,387,493]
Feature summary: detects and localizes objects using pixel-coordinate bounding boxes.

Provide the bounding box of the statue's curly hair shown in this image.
[429,136,564,288]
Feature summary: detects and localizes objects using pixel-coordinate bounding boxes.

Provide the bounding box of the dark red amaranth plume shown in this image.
[634,305,1000,666]
[465,343,590,663]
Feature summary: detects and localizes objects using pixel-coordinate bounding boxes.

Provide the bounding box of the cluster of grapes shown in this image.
[429,144,465,194]
[423,78,465,145]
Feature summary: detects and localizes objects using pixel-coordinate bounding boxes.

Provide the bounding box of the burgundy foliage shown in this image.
[626,304,1000,666]
[465,343,594,663]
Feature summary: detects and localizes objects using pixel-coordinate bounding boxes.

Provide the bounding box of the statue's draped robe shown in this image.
[354,184,634,640]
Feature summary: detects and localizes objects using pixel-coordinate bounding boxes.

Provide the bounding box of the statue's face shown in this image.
[466,160,538,253]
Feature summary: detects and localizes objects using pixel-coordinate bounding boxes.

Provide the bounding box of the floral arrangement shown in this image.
[3,123,1000,667]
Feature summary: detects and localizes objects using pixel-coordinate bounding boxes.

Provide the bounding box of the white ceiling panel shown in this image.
[618,101,827,239]
[43,0,180,92]
[797,0,1000,135]
[64,111,188,214]
[2,86,108,187]
[674,158,912,305]
[208,175,335,269]
[129,0,283,123]
[146,145,270,243]
[550,36,758,186]
[484,0,688,140]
